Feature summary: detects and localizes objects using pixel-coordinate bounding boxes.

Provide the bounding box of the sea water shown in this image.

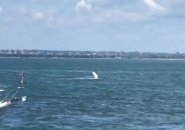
[0,58,185,130]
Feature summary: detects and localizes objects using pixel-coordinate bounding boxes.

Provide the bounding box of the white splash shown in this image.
[0,89,4,92]
[92,71,99,79]
[22,96,27,102]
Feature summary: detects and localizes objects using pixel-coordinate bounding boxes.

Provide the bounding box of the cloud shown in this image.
[5,0,180,28]
[18,7,63,27]
[20,8,46,20]
[163,0,185,12]
[32,11,45,20]
[163,0,185,8]
[31,11,64,26]
[148,0,185,18]
[73,0,150,23]
[90,9,147,23]
[75,0,92,12]
[0,6,2,13]
[144,0,166,11]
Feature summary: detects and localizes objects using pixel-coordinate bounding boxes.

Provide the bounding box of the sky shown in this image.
[0,0,185,52]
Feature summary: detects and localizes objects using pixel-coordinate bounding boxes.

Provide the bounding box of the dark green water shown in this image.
[0,58,185,130]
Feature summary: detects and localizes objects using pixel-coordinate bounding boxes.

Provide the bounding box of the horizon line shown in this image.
[0,49,183,54]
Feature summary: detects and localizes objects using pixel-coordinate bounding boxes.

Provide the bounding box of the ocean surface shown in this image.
[0,58,185,130]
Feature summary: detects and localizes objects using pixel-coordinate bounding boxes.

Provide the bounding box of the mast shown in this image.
[19,71,24,88]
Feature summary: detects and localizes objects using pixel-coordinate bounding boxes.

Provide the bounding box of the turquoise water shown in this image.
[0,58,185,130]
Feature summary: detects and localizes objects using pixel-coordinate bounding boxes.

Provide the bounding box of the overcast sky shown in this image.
[0,0,185,52]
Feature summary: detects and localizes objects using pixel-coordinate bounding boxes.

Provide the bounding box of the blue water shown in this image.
[0,58,185,130]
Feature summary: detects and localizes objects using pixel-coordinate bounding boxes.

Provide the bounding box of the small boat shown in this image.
[0,101,11,108]
[0,71,26,109]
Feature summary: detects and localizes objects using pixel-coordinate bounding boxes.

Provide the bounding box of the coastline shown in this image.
[1,56,185,61]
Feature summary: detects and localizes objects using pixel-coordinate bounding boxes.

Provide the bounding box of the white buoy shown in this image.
[92,72,99,79]
[22,96,26,102]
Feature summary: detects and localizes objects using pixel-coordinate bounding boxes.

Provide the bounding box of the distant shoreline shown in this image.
[1,56,185,61]
[0,50,185,60]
